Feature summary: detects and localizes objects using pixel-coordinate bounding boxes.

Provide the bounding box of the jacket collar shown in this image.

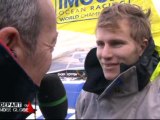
[99,66,138,99]
[83,37,159,95]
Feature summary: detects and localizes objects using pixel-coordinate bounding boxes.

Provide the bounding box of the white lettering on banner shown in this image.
[0,108,11,112]
[0,102,35,113]
[0,102,22,108]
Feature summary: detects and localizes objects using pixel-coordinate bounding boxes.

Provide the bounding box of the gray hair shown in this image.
[0,0,42,53]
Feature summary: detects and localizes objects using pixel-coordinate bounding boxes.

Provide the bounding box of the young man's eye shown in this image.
[96,41,104,47]
[111,41,124,48]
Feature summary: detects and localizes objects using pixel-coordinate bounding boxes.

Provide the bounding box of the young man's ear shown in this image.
[0,27,21,57]
[139,38,148,56]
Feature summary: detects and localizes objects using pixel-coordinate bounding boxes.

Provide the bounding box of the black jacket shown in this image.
[0,42,38,119]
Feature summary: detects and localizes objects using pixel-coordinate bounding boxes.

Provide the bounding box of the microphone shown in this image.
[38,73,68,119]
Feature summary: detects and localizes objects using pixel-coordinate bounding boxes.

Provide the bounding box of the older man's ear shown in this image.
[0,27,23,58]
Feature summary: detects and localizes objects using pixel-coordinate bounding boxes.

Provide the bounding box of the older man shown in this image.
[0,0,57,118]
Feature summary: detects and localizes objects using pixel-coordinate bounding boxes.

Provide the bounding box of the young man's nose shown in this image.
[101,45,113,59]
